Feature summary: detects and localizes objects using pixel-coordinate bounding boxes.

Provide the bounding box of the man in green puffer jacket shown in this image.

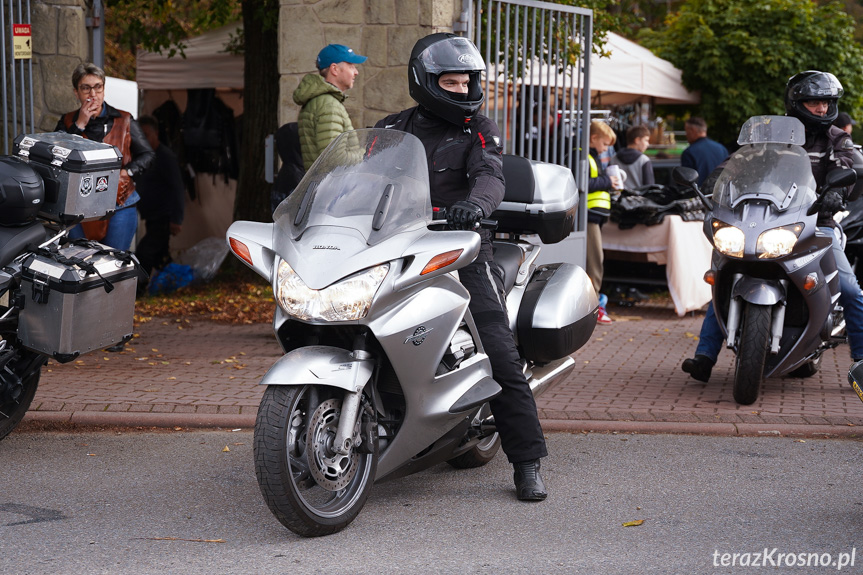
[293,44,368,170]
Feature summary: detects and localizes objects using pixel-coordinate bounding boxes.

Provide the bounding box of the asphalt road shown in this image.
[2,429,863,574]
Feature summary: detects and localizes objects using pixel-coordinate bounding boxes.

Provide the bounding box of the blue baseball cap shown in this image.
[316,44,367,70]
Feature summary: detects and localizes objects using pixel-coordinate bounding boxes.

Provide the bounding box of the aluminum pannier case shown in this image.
[18,242,138,362]
[13,132,122,224]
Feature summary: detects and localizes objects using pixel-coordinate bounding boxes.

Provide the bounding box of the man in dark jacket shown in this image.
[375,33,548,501]
[134,115,185,282]
[682,71,863,382]
[681,117,728,186]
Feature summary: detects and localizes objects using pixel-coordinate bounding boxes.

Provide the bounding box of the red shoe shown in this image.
[597,307,612,324]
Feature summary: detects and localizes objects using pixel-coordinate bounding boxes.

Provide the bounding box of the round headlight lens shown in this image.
[757,227,800,259]
[713,225,745,258]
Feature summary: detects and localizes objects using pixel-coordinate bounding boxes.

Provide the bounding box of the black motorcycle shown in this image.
[0,133,141,439]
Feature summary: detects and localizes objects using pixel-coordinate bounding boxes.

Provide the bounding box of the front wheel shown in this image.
[733,303,772,405]
[254,385,377,538]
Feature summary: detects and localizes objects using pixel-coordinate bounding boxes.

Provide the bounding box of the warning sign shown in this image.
[13,24,31,60]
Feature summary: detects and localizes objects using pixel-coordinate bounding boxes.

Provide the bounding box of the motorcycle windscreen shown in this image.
[736,115,806,146]
[273,128,433,246]
[713,143,817,211]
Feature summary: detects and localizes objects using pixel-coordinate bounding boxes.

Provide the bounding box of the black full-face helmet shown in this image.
[0,156,43,226]
[785,70,844,132]
[408,33,485,127]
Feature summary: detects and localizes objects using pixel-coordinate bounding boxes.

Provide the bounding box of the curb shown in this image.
[541,419,863,438]
[24,411,863,438]
[24,411,256,429]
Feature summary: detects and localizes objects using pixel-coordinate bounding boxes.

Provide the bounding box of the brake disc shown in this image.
[305,398,359,491]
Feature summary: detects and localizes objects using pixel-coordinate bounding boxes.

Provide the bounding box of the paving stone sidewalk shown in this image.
[26,303,863,437]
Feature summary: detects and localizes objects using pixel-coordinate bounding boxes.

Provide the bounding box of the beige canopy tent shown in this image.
[136,22,244,90]
[135,22,244,255]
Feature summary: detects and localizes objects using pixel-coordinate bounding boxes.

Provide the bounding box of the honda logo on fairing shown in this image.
[405,326,433,346]
[313,245,340,250]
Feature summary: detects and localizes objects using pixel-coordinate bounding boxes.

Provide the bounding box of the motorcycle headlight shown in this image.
[712,221,745,258]
[756,224,803,259]
[276,260,389,321]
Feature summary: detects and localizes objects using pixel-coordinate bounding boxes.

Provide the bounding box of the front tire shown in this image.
[733,303,772,405]
[254,385,377,537]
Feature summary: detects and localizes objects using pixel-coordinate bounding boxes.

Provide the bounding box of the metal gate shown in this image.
[465,0,593,267]
[1,0,34,154]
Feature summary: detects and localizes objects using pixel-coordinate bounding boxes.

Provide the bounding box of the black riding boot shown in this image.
[513,459,547,501]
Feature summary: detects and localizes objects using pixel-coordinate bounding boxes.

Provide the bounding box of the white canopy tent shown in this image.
[590,32,699,106]
[490,32,699,106]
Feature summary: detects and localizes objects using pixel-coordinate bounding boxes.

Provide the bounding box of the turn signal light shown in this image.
[703,270,716,286]
[421,249,463,275]
[229,237,253,266]
[803,272,819,292]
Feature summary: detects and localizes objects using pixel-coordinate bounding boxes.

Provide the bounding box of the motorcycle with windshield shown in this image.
[0,132,141,439]
[674,115,856,405]
[226,128,597,537]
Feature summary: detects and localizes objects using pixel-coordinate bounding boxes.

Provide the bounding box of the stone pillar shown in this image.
[279,0,461,128]
[28,0,91,132]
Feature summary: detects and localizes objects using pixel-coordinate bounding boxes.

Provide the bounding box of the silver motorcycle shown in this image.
[226,128,597,537]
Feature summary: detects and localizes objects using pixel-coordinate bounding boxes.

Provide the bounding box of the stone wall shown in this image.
[279,0,463,128]
[27,0,92,131]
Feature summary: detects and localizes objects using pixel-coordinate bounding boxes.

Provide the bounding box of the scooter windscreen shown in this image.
[713,143,817,212]
[273,129,433,246]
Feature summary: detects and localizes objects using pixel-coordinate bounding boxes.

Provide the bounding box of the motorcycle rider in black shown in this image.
[375,33,548,501]
[682,70,863,382]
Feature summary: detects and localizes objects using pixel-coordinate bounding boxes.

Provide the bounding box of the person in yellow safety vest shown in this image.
[586,120,621,325]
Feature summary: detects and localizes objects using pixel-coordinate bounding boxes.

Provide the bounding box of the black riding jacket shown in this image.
[375,106,505,262]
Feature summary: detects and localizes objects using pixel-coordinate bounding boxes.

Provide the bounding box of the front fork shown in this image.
[724,273,787,355]
[332,335,375,456]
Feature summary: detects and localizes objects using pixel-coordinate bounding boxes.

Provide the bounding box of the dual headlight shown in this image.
[711,220,803,259]
[276,260,389,321]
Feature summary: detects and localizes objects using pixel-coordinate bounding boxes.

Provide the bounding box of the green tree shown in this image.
[639,0,863,145]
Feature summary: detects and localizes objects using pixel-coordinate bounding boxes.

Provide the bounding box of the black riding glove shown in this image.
[447,200,484,230]
[819,189,845,215]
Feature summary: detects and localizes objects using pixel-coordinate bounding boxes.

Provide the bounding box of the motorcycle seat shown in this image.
[0,222,47,268]
[493,241,524,295]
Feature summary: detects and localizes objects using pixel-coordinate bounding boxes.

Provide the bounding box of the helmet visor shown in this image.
[417,37,486,75]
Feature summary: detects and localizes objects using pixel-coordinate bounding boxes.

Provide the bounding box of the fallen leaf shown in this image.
[167,377,176,381]
[222,446,230,452]
[173,427,183,431]
[622,519,644,527]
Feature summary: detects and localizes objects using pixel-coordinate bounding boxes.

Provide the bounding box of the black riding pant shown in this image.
[458,259,548,464]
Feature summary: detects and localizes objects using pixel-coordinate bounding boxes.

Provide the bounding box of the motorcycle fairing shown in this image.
[259,345,374,393]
